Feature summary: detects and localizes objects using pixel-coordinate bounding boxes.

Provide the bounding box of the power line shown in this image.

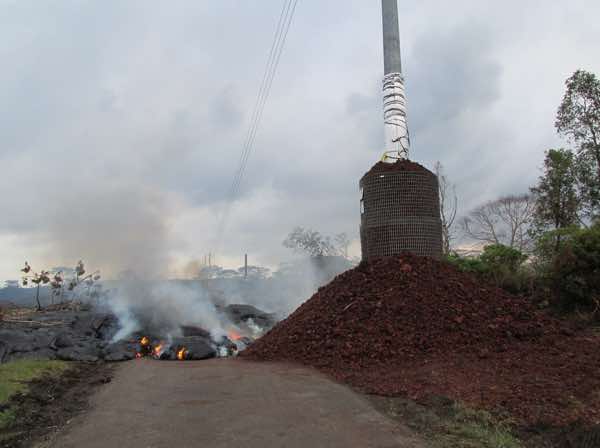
[229,0,298,202]
[216,0,299,246]
[227,0,292,202]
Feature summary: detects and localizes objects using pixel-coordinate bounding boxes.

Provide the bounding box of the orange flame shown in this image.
[228,330,242,341]
[154,344,164,358]
[177,347,188,361]
[140,336,150,346]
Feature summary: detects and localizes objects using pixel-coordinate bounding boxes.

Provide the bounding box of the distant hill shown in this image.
[0,286,52,307]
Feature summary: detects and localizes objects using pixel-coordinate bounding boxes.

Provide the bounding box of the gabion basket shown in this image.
[360,163,443,259]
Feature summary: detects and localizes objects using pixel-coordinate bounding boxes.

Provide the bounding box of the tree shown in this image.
[434,162,458,255]
[550,223,600,317]
[20,262,52,310]
[481,244,529,291]
[556,70,600,218]
[530,149,580,252]
[461,194,535,252]
[334,233,351,259]
[283,227,337,257]
[20,260,101,309]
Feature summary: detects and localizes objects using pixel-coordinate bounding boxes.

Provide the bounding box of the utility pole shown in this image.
[381,0,410,159]
[244,254,248,279]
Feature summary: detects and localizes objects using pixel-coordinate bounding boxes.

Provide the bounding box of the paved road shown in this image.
[43,359,424,448]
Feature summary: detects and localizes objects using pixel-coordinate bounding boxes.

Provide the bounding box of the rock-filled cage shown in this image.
[360,159,443,259]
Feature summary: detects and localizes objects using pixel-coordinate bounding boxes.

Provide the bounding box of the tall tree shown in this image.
[434,162,458,255]
[461,194,535,252]
[556,70,600,218]
[283,227,336,257]
[530,149,579,251]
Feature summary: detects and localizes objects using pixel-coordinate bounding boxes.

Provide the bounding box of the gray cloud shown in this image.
[1,0,600,278]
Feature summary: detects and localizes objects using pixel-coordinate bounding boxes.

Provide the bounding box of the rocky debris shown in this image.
[181,325,211,339]
[102,341,137,362]
[224,304,277,332]
[56,346,101,362]
[0,310,122,363]
[1,302,274,363]
[363,159,432,177]
[176,337,216,360]
[50,333,74,350]
[142,335,217,361]
[243,254,600,426]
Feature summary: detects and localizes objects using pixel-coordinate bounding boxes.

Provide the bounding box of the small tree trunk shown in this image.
[554,233,562,254]
[35,284,41,311]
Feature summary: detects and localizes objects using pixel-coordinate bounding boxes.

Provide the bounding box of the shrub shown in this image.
[447,246,531,295]
[550,224,600,314]
[532,225,580,274]
[446,253,487,275]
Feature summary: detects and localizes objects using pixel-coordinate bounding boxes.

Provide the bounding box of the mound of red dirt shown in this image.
[363,159,432,177]
[243,254,600,426]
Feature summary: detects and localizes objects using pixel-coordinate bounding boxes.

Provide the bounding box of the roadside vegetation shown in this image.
[431,405,522,448]
[446,70,600,322]
[373,397,522,448]
[0,360,68,430]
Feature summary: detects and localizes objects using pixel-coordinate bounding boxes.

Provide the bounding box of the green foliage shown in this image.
[432,404,523,448]
[480,245,530,294]
[446,253,487,275]
[480,245,528,273]
[530,149,580,239]
[448,245,530,294]
[0,360,68,405]
[556,70,600,218]
[550,224,600,313]
[374,397,522,448]
[0,409,16,430]
[533,225,580,271]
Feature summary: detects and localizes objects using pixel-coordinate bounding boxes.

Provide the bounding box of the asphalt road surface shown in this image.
[43,359,424,448]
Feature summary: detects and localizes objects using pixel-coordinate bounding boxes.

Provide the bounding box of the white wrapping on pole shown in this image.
[383,72,410,159]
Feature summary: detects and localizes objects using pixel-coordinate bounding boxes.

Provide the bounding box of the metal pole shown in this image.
[381,0,410,159]
[244,254,248,279]
[382,0,402,75]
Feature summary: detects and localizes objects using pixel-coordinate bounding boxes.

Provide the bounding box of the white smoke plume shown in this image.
[109,279,228,342]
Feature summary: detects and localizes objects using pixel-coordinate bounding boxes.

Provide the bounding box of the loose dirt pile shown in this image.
[243,254,600,427]
[363,159,431,176]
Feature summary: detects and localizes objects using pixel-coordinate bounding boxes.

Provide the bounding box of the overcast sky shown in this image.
[1,0,599,280]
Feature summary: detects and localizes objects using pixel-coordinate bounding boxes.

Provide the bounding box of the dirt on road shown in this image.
[39,359,424,448]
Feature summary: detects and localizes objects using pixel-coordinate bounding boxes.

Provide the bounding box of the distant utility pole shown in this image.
[244,254,248,279]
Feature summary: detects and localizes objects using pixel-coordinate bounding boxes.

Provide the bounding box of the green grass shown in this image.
[0,359,69,429]
[431,404,523,448]
[0,410,16,430]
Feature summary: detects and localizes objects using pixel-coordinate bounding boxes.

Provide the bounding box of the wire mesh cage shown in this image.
[360,163,443,259]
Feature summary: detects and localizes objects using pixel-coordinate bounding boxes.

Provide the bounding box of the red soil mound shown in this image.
[363,159,432,177]
[243,254,600,426]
